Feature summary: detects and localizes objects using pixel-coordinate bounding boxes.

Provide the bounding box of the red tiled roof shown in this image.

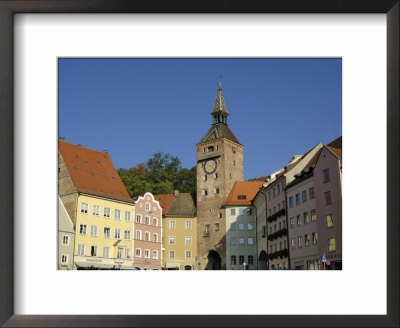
[154,194,174,215]
[327,136,342,150]
[224,181,264,206]
[328,147,342,160]
[59,140,133,203]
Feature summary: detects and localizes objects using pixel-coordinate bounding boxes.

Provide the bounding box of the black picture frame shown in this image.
[0,1,398,327]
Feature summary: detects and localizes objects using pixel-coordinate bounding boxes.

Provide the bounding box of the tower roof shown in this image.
[211,83,229,115]
[199,123,241,144]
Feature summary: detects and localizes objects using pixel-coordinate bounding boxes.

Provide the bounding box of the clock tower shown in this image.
[196,83,244,270]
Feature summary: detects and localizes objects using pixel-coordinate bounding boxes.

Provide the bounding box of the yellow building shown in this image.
[155,191,197,270]
[58,140,135,270]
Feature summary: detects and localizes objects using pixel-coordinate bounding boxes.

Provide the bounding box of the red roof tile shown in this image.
[59,140,133,203]
[328,147,342,160]
[327,136,342,150]
[154,194,174,215]
[224,181,264,206]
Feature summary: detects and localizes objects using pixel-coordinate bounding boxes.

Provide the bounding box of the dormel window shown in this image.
[237,195,246,200]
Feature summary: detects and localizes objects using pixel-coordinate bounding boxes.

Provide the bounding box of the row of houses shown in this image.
[58,139,197,270]
[224,137,342,270]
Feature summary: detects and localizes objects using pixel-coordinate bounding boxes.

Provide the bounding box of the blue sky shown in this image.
[58,58,341,180]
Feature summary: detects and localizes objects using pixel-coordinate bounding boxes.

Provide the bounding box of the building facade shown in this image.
[58,140,135,270]
[314,145,342,270]
[58,197,75,270]
[196,83,244,270]
[157,191,197,270]
[133,192,163,270]
[253,189,268,269]
[224,181,263,270]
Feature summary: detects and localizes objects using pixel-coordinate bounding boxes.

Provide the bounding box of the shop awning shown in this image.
[75,261,114,269]
[165,262,180,269]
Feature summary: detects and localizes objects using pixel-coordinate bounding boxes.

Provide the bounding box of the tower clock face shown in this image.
[204,159,217,174]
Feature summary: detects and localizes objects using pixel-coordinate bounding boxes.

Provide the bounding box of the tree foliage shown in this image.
[118,152,196,198]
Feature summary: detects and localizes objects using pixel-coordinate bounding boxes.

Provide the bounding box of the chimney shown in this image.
[174,190,179,197]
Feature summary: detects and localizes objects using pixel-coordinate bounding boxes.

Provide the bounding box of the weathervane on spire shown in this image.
[218,75,223,88]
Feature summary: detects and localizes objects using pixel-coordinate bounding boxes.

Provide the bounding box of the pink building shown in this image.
[314,142,342,270]
[133,192,163,270]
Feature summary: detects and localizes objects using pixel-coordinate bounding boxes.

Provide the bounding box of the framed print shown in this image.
[0,1,398,327]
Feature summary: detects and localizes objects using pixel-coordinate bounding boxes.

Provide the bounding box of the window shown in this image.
[144,231,150,241]
[61,254,68,264]
[153,250,158,259]
[124,230,131,240]
[238,223,244,230]
[307,259,320,270]
[278,222,281,230]
[312,232,318,244]
[274,225,277,233]
[291,238,296,249]
[145,216,150,225]
[277,263,281,270]
[104,227,111,238]
[269,209,272,216]
[247,223,253,230]
[262,225,266,237]
[239,208,245,215]
[80,203,88,214]
[322,168,330,182]
[296,215,301,226]
[185,220,191,229]
[203,175,207,181]
[117,247,123,258]
[282,200,285,208]
[246,208,252,215]
[302,190,307,202]
[311,209,317,221]
[303,212,309,224]
[144,249,150,259]
[145,202,150,211]
[326,214,334,228]
[153,218,158,226]
[298,236,303,247]
[268,191,271,201]
[114,228,121,239]
[124,211,131,222]
[135,248,141,258]
[214,173,218,179]
[103,247,110,258]
[247,237,254,245]
[328,238,336,252]
[79,224,87,235]
[272,188,275,198]
[295,193,301,205]
[278,203,281,211]
[214,187,220,194]
[305,234,311,246]
[202,189,208,196]
[270,245,273,253]
[136,214,142,223]
[231,255,237,265]
[185,236,192,245]
[125,249,131,259]
[208,146,214,152]
[230,237,236,245]
[90,225,98,237]
[290,217,295,228]
[277,184,280,194]
[90,246,98,257]
[169,250,175,259]
[217,212,222,219]
[282,181,285,191]
[185,250,191,259]
[284,240,287,249]
[104,207,111,218]
[273,206,276,214]
[283,262,288,269]
[237,195,246,200]
[289,197,294,208]
[114,209,121,220]
[230,208,236,216]
[169,236,175,245]
[92,205,100,216]
[269,226,272,234]
[169,220,176,229]
[215,223,220,231]
[153,233,158,243]
[239,237,245,245]
[248,255,254,265]
[136,230,142,240]
[205,224,210,234]
[62,235,69,245]
[239,255,245,265]
[324,191,333,205]
[309,187,315,199]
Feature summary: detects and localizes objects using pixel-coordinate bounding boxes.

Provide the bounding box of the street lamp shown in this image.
[243,261,246,270]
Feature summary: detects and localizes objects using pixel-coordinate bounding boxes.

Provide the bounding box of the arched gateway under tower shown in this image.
[196,83,244,270]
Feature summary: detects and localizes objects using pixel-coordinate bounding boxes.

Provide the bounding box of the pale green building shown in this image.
[58,197,75,270]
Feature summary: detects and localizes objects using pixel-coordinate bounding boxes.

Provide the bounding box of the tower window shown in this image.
[214,173,218,179]
[203,175,207,181]
[202,190,208,196]
[214,187,220,194]
[208,146,214,152]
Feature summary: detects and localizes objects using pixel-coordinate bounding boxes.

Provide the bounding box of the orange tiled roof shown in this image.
[327,136,342,150]
[59,140,133,203]
[224,181,264,206]
[328,147,342,160]
[154,194,174,215]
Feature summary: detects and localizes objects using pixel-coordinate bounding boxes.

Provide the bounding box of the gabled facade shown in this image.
[224,181,264,270]
[196,83,244,270]
[58,140,135,270]
[133,192,163,270]
[58,197,75,270]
